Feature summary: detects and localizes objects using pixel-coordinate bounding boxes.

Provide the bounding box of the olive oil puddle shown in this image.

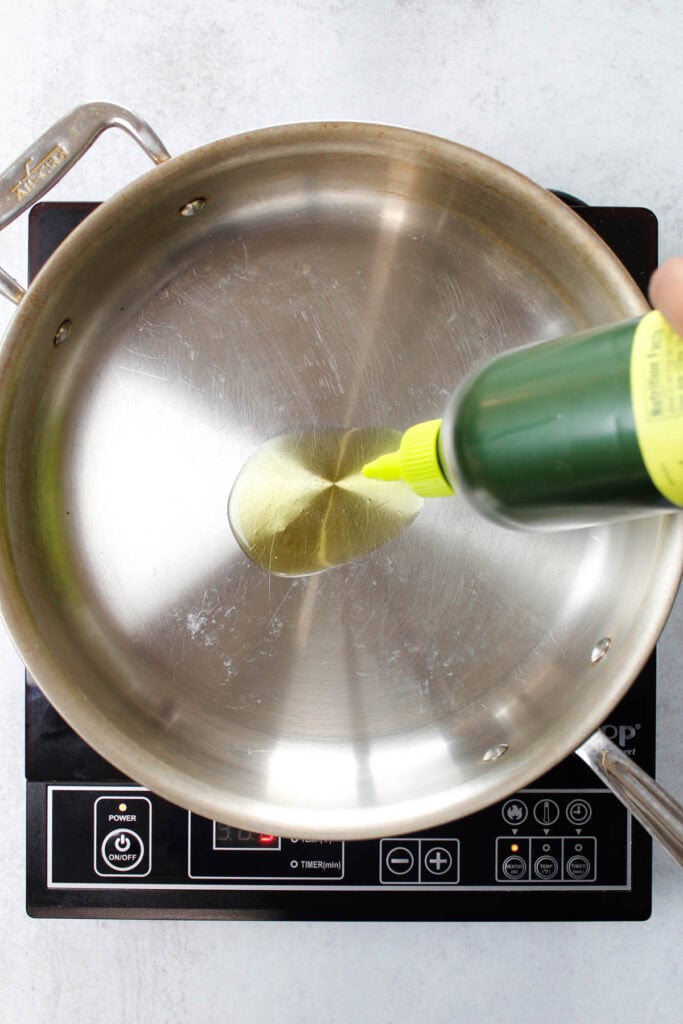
[228,427,423,576]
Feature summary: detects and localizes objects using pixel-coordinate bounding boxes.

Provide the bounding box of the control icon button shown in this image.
[379,839,421,884]
[424,846,453,876]
[94,794,152,878]
[501,799,528,826]
[566,799,592,826]
[563,836,596,881]
[100,828,145,872]
[420,841,460,884]
[529,837,563,883]
[533,855,559,879]
[385,846,415,875]
[502,855,527,880]
[566,854,591,880]
[533,798,560,826]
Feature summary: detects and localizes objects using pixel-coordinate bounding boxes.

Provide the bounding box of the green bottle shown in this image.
[362,311,683,530]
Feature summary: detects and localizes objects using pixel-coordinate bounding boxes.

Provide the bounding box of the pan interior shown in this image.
[1,130,669,836]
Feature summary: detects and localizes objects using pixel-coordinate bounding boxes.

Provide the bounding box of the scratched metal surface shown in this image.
[1,124,680,837]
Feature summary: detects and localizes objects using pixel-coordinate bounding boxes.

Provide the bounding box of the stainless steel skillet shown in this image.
[0,104,681,861]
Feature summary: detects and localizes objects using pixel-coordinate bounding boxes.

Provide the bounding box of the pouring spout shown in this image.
[362,451,404,481]
[361,419,455,498]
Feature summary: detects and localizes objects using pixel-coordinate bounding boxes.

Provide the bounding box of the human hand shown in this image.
[649,257,683,336]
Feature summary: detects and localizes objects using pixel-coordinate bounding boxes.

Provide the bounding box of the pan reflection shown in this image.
[65,352,250,626]
[267,742,358,809]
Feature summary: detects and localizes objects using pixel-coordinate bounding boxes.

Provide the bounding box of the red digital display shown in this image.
[214,824,281,850]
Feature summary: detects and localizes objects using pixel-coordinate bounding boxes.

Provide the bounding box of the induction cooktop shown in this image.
[26,197,658,920]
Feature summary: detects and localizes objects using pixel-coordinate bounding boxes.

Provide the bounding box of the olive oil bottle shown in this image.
[363,311,683,530]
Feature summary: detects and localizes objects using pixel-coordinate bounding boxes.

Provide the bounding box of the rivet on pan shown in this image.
[179,197,207,217]
[53,319,72,346]
[482,743,509,762]
[591,637,612,664]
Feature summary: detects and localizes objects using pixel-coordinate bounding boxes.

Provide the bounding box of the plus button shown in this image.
[424,846,453,875]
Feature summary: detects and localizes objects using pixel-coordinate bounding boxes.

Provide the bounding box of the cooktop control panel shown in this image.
[44,784,626,892]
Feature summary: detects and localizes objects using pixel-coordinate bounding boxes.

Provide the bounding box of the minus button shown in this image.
[386,847,415,875]
[380,839,421,883]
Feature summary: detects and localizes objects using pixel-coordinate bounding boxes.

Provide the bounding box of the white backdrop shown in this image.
[0,3,682,1022]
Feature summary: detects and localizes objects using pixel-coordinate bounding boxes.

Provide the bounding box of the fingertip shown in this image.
[648,257,683,335]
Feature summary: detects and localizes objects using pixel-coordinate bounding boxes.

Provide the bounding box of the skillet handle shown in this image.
[0,102,170,304]
[577,728,683,867]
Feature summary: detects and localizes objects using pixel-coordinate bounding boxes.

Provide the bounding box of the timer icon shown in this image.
[566,799,592,825]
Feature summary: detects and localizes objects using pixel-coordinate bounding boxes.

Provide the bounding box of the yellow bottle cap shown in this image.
[362,419,455,497]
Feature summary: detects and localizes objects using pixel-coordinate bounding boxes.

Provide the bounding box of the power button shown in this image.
[100,829,145,872]
[94,795,152,878]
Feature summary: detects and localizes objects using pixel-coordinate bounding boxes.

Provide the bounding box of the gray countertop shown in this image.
[1,2,682,1021]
